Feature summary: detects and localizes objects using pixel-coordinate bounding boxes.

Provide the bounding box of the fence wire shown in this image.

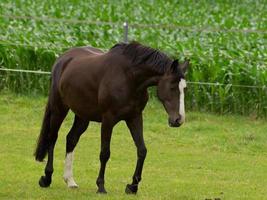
[0,68,51,75]
[1,67,266,89]
[0,39,71,50]
[1,14,267,34]
[1,14,119,26]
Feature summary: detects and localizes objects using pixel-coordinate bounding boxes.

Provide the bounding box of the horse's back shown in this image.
[60,46,103,63]
[58,46,107,88]
[51,46,104,77]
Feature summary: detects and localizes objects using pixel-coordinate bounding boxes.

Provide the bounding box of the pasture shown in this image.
[0,93,267,200]
[0,0,267,199]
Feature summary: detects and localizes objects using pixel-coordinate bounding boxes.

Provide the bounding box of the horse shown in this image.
[34,41,189,194]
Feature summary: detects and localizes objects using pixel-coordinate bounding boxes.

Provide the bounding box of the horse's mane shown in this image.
[110,41,172,74]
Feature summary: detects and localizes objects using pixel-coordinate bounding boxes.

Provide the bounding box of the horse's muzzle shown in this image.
[168,117,182,127]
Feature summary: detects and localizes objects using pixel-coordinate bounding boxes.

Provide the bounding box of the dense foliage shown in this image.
[0,0,266,116]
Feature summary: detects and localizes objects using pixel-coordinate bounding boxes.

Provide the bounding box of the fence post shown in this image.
[123,21,128,43]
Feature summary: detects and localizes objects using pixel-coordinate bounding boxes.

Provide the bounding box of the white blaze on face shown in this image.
[179,78,187,123]
[63,152,78,188]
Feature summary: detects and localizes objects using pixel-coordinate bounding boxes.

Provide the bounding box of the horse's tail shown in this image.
[34,98,52,161]
[34,56,73,162]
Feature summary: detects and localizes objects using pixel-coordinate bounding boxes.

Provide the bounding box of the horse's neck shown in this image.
[130,67,162,91]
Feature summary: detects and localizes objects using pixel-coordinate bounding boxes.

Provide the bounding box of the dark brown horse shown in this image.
[34,41,189,194]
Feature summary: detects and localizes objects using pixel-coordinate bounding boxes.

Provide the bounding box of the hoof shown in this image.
[96,180,107,194]
[64,177,79,188]
[125,184,138,194]
[96,188,107,194]
[39,176,51,188]
[68,184,79,189]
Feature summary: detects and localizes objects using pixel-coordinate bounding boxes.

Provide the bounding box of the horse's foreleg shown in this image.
[96,114,115,194]
[64,115,89,188]
[125,114,147,194]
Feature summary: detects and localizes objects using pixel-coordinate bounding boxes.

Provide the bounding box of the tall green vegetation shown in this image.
[0,0,266,117]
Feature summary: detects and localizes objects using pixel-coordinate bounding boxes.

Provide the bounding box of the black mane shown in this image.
[110,41,172,74]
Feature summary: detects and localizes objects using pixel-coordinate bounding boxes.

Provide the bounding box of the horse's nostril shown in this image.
[175,115,181,123]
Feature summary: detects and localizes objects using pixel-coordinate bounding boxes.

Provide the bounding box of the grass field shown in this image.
[0,93,267,200]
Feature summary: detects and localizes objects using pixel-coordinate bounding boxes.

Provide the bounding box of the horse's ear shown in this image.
[170,59,179,74]
[179,59,190,74]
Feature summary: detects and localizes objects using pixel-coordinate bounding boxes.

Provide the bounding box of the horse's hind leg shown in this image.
[63,115,89,188]
[39,109,68,187]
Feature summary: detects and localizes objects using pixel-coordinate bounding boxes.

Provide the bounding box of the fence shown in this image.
[0,14,267,117]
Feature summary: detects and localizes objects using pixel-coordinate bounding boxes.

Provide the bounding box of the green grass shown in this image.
[0,93,267,199]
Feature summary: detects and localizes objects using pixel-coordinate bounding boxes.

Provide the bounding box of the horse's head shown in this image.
[157,59,189,127]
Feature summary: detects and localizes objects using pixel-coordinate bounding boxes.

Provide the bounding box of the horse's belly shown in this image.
[61,88,102,121]
[71,106,102,122]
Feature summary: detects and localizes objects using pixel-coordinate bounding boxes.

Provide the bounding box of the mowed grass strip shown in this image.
[0,93,266,200]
